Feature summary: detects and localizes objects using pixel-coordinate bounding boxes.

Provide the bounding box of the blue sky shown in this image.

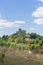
[0,0,43,36]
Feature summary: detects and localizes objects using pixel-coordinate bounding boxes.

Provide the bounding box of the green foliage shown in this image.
[30,33,41,39]
[2,35,8,41]
[0,28,43,50]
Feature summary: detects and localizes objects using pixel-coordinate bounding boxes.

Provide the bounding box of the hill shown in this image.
[0,28,43,64]
[0,28,43,50]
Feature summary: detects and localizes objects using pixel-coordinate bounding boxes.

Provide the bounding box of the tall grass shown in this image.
[0,47,43,65]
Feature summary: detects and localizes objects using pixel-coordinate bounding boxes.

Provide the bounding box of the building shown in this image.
[25,33,30,41]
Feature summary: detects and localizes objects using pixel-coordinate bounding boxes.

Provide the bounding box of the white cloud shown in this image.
[14,21,26,24]
[39,0,43,3]
[34,18,43,25]
[0,19,14,27]
[30,28,36,31]
[0,19,26,28]
[32,6,43,17]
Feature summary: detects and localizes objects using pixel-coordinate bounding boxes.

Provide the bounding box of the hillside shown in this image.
[0,28,43,50]
[0,28,43,64]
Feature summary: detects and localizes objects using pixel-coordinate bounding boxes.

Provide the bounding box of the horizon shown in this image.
[0,28,43,37]
[0,0,43,36]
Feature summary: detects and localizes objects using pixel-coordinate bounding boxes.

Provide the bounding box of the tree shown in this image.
[8,36,15,42]
[2,35,8,41]
[30,33,40,39]
[16,28,26,37]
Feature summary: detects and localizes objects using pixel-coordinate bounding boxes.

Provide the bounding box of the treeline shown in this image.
[0,28,43,50]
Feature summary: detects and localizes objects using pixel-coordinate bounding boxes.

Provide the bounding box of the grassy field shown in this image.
[0,47,43,65]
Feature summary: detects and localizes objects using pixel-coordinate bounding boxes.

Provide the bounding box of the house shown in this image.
[25,33,30,41]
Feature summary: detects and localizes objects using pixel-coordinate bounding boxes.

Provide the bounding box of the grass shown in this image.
[0,47,43,65]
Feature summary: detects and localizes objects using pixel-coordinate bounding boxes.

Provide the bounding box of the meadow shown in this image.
[0,47,43,65]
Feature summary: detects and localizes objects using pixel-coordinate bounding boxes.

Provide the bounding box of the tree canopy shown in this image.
[0,28,43,50]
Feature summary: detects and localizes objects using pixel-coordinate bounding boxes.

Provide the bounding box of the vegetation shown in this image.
[0,48,43,65]
[0,28,43,64]
[0,28,43,50]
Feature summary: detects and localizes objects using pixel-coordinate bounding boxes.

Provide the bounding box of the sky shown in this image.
[0,0,43,36]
